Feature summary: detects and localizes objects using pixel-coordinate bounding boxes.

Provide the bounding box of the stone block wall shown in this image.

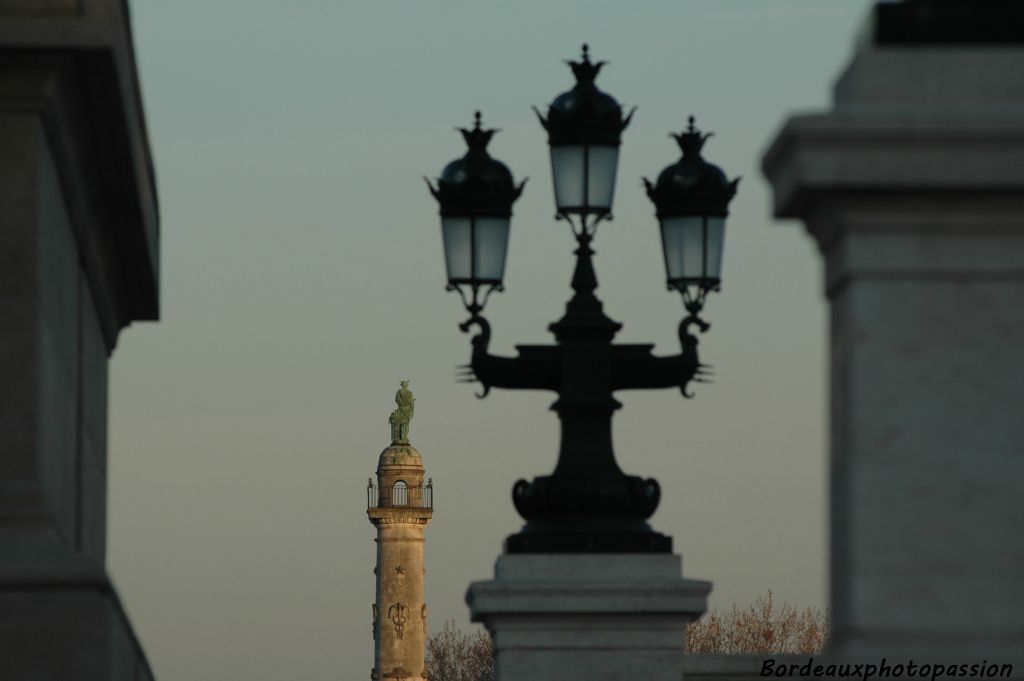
[0,1,160,677]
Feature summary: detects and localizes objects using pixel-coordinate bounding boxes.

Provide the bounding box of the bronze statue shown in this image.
[389,380,415,444]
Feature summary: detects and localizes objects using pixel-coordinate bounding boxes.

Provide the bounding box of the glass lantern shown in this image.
[535,44,634,219]
[427,112,525,309]
[644,116,739,298]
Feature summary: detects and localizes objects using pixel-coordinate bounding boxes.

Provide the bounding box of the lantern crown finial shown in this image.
[567,42,605,86]
[427,112,525,219]
[539,43,631,148]
[644,115,739,219]
[671,115,713,158]
[458,110,497,152]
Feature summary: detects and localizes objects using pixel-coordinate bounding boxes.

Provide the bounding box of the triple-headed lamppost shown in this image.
[427,45,739,553]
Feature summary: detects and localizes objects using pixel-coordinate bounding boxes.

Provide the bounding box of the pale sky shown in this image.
[109,2,872,679]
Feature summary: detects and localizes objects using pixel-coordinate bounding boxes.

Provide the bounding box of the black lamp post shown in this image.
[427,45,739,553]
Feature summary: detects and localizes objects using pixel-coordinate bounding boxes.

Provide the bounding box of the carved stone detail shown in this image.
[388,602,408,640]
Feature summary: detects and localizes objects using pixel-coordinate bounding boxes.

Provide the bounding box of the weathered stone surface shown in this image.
[763,12,1024,670]
[369,442,432,681]
[468,554,709,681]
[0,584,155,681]
[0,1,80,15]
[0,1,158,677]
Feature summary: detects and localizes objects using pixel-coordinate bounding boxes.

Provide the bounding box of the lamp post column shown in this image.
[763,2,1024,668]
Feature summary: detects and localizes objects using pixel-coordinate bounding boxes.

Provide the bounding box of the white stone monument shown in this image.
[763,0,1024,669]
[368,382,433,681]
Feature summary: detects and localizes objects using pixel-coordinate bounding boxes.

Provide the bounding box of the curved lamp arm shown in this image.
[609,330,711,398]
[456,314,560,397]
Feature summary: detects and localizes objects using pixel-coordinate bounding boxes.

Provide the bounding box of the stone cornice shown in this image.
[0,0,159,349]
[763,115,1024,223]
[367,508,433,527]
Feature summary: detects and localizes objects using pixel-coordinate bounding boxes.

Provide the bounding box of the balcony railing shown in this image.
[367,481,433,510]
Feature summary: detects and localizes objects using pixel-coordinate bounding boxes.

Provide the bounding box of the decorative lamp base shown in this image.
[507,473,670,552]
[505,526,671,553]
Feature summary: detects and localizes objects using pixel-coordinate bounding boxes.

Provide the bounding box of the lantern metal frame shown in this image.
[534,44,635,219]
[644,116,740,335]
[426,111,525,323]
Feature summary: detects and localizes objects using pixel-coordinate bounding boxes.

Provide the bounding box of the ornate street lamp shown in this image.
[426,111,526,321]
[534,44,634,221]
[427,45,737,554]
[644,116,740,335]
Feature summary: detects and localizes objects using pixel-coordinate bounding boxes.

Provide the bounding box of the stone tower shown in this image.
[368,382,433,681]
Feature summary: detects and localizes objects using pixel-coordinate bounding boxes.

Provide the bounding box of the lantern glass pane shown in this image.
[473,217,510,283]
[705,216,726,282]
[441,217,472,283]
[550,145,585,213]
[586,145,619,213]
[660,216,704,284]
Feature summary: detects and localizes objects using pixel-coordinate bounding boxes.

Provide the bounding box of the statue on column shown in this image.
[389,380,415,445]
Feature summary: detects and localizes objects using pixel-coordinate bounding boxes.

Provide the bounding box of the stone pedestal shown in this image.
[467,554,709,681]
[0,2,158,678]
[762,5,1024,669]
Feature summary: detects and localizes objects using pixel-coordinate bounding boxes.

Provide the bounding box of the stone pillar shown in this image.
[762,2,1024,668]
[468,554,709,681]
[0,2,158,679]
[368,444,432,681]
